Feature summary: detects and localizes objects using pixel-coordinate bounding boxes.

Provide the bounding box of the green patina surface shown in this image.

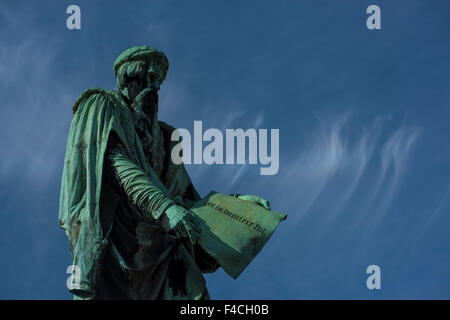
[59,46,282,300]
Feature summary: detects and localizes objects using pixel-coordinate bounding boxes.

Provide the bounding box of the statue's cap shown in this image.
[113,46,169,80]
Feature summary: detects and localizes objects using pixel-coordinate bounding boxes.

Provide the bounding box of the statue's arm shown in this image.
[106,144,200,242]
[108,147,174,221]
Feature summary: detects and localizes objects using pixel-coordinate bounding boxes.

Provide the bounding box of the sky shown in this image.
[0,0,449,299]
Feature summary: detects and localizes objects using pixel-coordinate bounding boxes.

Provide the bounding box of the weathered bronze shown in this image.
[58,46,281,300]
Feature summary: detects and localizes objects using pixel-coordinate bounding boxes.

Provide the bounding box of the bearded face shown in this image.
[117,59,164,103]
[145,59,164,91]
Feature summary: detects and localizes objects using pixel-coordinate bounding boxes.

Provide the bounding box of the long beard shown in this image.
[137,90,165,178]
[140,89,159,124]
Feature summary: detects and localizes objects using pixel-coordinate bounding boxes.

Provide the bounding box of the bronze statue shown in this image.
[58,46,277,300]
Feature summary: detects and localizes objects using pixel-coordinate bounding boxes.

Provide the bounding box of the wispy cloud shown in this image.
[0,6,78,278]
[276,112,421,232]
[361,126,421,231]
[274,113,349,225]
[0,8,73,185]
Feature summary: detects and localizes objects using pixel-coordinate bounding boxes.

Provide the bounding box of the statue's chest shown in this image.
[135,118,166,178]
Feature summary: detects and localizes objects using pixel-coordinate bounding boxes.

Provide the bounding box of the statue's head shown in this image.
[113,46,169,101]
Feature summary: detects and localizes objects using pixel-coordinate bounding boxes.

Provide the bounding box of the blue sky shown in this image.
[0,0,449,299]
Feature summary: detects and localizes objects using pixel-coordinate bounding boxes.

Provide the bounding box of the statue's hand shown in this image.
[238,194,270,210]
[238,194,271,210]
[164,205,201,244]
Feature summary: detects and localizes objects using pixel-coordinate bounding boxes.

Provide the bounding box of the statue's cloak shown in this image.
[59,88,207,299]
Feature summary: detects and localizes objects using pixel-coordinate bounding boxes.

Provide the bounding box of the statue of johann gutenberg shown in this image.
[58,46,271,300]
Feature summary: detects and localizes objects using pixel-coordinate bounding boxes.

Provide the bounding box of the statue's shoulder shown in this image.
[158,120,176,139]
[158,120,175,134]
[73,87,127,114]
